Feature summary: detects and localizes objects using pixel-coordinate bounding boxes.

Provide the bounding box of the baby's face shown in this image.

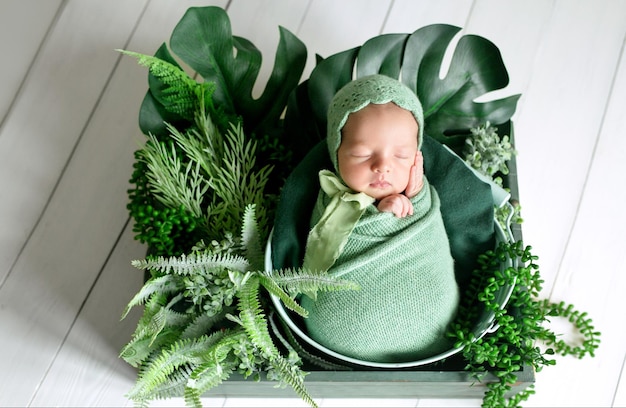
[337,103,418,200]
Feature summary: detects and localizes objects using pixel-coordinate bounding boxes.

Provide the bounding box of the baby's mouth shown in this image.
[370,179,391,188]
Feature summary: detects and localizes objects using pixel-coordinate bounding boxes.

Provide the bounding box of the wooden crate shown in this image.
[213,366,534,399]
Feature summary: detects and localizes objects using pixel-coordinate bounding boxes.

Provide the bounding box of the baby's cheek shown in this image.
[398,169,412,191]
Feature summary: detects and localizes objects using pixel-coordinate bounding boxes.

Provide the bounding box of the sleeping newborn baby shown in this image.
[301,74,460,363]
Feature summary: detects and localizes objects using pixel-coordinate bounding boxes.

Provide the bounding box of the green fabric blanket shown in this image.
[300,176,459,362]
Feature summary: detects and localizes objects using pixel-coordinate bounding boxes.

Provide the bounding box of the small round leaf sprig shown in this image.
[448,241,601,407]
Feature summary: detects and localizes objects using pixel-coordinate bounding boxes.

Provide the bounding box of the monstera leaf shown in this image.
[138,6,307,139]
[284,24,520,159]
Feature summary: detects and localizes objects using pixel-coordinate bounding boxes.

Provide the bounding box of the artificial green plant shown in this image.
[447,240,600,407]
[119,46,358,406]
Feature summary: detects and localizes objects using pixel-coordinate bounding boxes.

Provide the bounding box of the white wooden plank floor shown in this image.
[1,0,624,407]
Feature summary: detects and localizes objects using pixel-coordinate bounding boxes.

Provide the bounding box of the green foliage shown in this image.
[119,48,358,403]
[123,52,228,257]
[464,122,516,186]
[206,122,274,238]
[463,122,523,230]
[124,53,274,254]
[138,134,210,219]
[284,25,521,162]
[165,7,307,138]
[447,242,601,407]
[495,200,523,228]
[134,6,307,196]
[127,155,203,256]
[118,49,214,120]
[122,203,358,407]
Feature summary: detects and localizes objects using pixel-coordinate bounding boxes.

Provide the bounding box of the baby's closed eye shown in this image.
[348,150,372,158]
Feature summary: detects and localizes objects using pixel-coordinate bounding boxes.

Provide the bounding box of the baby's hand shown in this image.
[377,194,414,218]
[404,151,424,199]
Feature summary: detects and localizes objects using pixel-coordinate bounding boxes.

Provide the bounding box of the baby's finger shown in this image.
[405,155,424,198]
[415,150,423,167]
[397,195,412,217]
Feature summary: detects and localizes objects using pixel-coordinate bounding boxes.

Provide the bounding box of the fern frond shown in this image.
[120,327,181,368]
[127,292,168,338]
[183,330,249,405]
[184,358,236,406]
[263,268,360,297]
[236,276,278,358]
[139,134,209,218]
[147,306,191,346]
[144,363,194,402]
[208,123,273,236]
[121,293,178,366]
[269,354,317,408]
[127,332,226,402]
[258,273,307,318]
[132,252,250,275]
[122,274,182,319]
[180,307,233,340]
[117,49,213,119]
[167,120,222,185]
[240,204,264,271]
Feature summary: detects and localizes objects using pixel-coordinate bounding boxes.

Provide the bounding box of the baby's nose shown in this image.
[372,158,391,173]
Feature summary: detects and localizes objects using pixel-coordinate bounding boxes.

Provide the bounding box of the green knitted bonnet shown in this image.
[327,74,425,171]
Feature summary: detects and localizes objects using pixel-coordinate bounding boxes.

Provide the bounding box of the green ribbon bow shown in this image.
[302,170,375,276]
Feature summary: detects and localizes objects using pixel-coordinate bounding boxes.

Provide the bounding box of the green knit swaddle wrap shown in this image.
[301,178,458,362]
[301,74,459,363]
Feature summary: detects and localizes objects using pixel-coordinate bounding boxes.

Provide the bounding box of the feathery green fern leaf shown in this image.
[184,358,236,406]
[121,292,174,367]
[122,274,182,319]
[268,354,316,408]
[180,308,232,340]
[258,274,307,318]
[117,49,213,120]
[132,252,250,275]
[120,328,181,368]
[139,134,209,219]
[142,364,194,403]
[240,204,264,271]
[262,268,360,297]
[182,330,251,404]
[127,332,227,402]
[208,123,273,237]
[236,276,277,358]
[147,306,191,346]
[166,120,223,187]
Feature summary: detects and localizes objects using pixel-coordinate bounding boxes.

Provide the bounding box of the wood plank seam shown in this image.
[614,352,626,407]
[0,0,67,132]
[547,31,626,302]
[26,217,132,406]
[296,0,314,35]
[0,0,151,291]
